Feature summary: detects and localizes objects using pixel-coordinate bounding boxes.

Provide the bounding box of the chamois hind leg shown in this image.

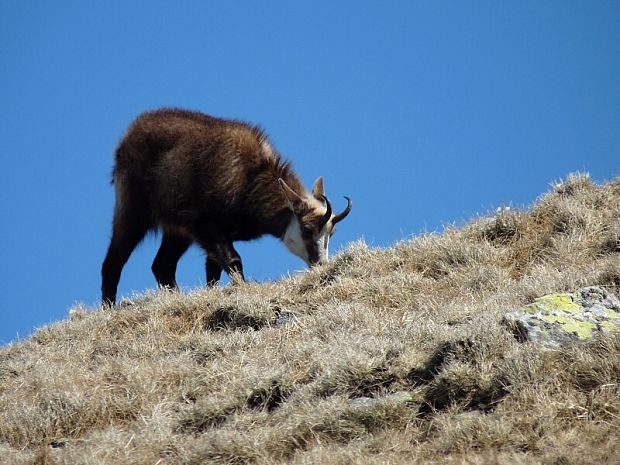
[101,199,151,306]
[152,232,191,290]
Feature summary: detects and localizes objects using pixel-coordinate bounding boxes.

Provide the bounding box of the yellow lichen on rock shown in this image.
[535,293,580,313]
[542,314,595,339]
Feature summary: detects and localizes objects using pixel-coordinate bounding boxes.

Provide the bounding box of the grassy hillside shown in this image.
[2,173,620,465]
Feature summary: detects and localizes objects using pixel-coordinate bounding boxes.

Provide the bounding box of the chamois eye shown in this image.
[302,224,314,239]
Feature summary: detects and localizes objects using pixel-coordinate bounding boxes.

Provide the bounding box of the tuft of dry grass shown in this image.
[2,172,620,464]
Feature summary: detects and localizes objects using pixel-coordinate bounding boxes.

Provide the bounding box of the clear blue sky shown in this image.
[1,1,619,345]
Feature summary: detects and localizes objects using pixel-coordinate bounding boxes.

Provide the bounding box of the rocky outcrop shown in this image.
[502,287,620,348]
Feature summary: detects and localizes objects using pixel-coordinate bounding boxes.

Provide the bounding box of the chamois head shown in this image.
[279,177,352,266]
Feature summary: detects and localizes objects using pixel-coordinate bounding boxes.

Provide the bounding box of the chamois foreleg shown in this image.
[152,232,192,290]
[206,257,223,286]
[200,240,245,285]
[213,242,244,282]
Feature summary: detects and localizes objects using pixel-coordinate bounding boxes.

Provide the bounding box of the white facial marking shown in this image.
[282,216,332,266]
[283,217,309,264]
[316,229,330,264]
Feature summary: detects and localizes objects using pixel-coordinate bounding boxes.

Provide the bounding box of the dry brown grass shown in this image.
[2,173,620,464]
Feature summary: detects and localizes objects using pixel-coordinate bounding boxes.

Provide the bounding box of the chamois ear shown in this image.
[279,178,306,213]
[312,176,325,200]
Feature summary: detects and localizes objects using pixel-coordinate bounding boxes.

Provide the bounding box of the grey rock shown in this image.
[349,391,414,410]
[274,310,298,326]
[502,286,620,348]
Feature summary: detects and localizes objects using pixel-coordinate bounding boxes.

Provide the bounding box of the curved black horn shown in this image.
[332,196,352,224]
[319,195,332,229]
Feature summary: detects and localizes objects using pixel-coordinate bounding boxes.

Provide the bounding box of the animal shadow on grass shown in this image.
[177,377,293,434]
[206,306,269,331]
[408,340,509,416]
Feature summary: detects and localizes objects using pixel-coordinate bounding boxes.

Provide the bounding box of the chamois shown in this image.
[101,108,352,305]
